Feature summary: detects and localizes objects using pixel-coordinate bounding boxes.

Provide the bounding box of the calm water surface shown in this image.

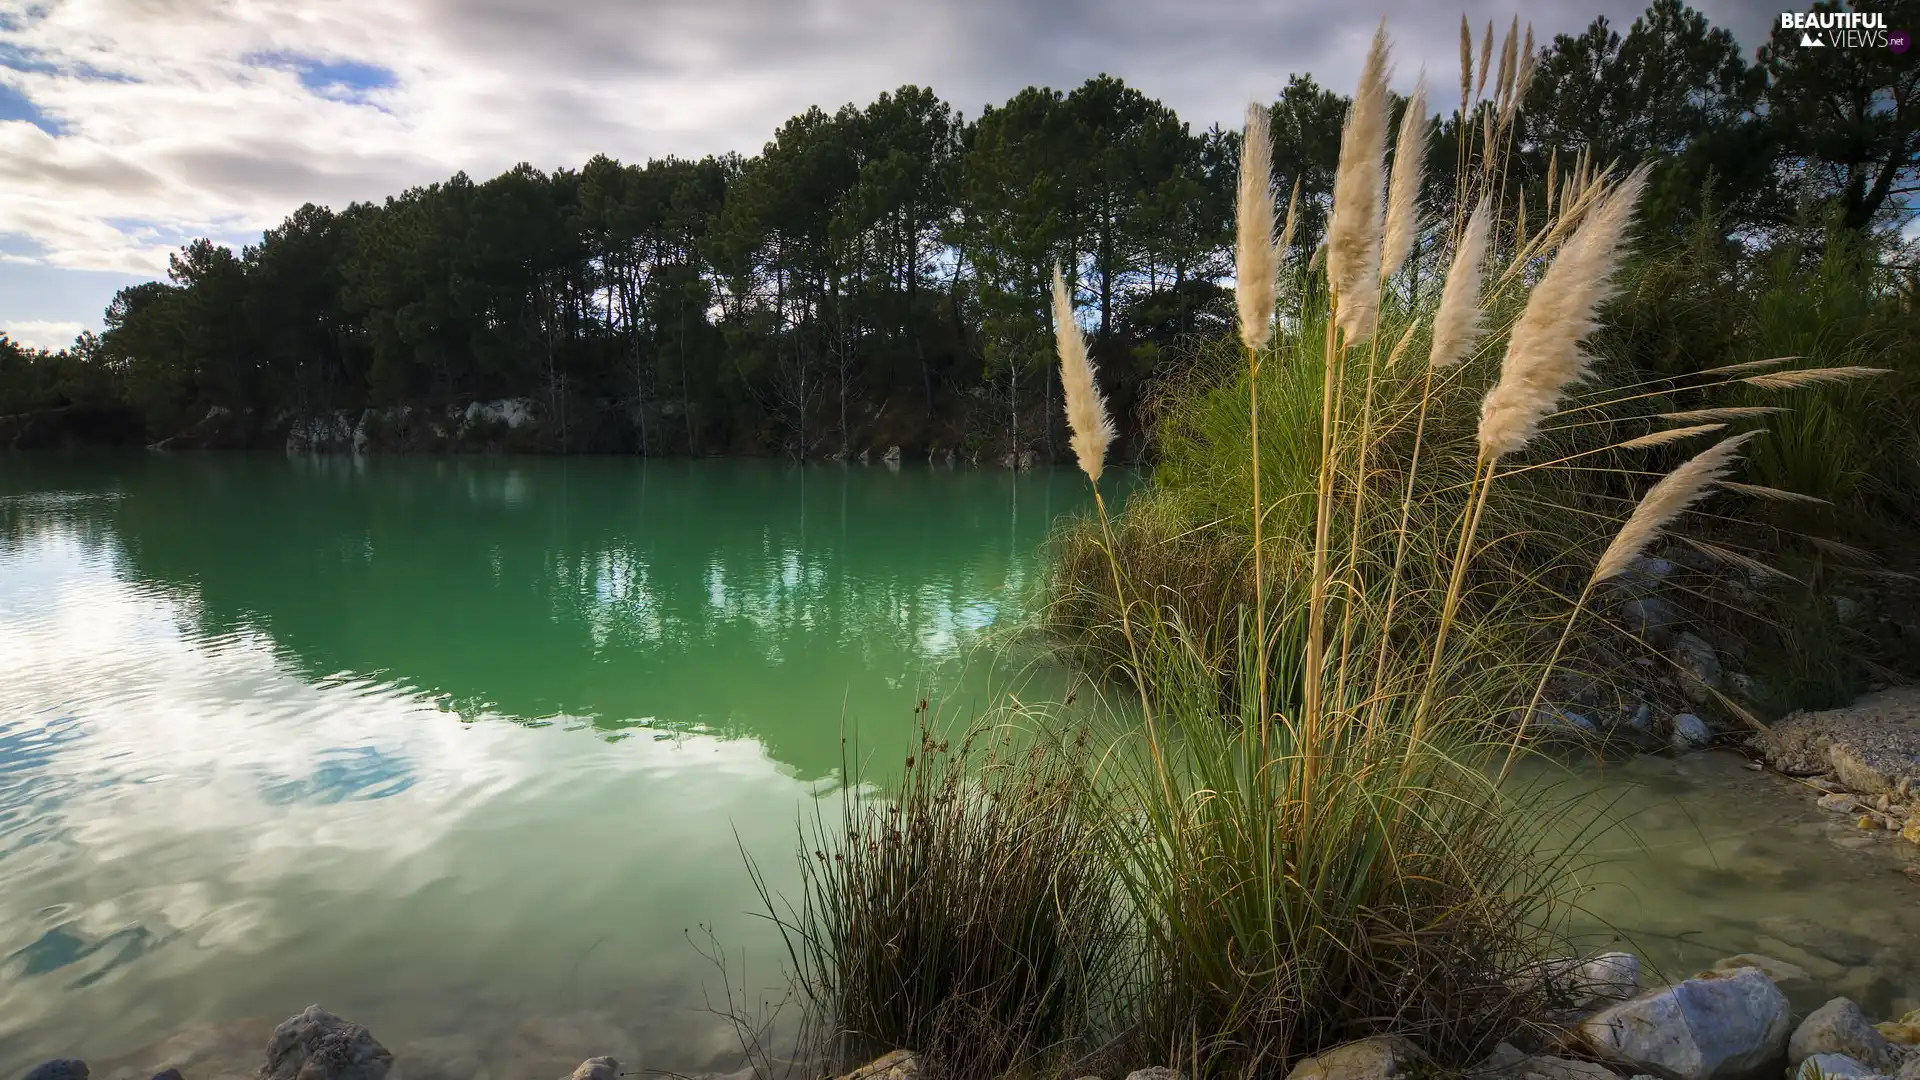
[0,454,1916,1079]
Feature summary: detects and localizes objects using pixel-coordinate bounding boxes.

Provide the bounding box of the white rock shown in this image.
[1671,713,1713,750]
[1793,1054,1884,1080]
[1672,633,1723,705]
[1578,967,1790,1080]
[1285,1036,1423,1080]
[1790,999,1902,1072]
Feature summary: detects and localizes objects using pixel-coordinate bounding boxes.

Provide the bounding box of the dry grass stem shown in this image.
[1657,406,1786,422]
[1053,264,1114,483]
[1615,423,1726,449]
[1329,23,1391,344]
[1720,481,1829,505]
[1429,196,1492,369]
[1388,320,1418,367]
[1592,432,1756,584]
[1683,537,1800,582]
[1237,103,1279,352]
[1740,365,1888,390]
[1382,77,1428,282]
[1478,165,1649,461]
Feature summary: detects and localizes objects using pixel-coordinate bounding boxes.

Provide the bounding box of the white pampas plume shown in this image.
[1741,365,1888,390]
[1477,20,1493,101]
[1052,264,1114,483]
[1428,196,1492,369]
[1592,433,1754,584]
[1237,102,1278,352]
[1328,22,1390,345]
[1495,16,1517,115]
[1459,16,1473,114]
[1381,77,1428,282]
[1615,423,1725,450]
[1477,165,1649,460]
[1277,177,1301,264]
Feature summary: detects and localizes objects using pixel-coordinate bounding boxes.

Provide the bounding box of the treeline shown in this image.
[4,0,1916,458]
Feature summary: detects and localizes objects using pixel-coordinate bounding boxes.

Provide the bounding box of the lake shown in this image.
[1,454,1917,1079]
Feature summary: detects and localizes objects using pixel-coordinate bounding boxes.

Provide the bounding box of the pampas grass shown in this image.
[1054,264,1114,483]
[1382,77,1428,283]
[1478,165,1650,461]
[1741,365,1888,390]
[1477,20,1493,101]
[1592,432,1756,583]
[1328,24,1390,345]
[1615,423,1727,449]
[1237,103,1279,352]
[1429,197,1492,369]
[1459,16,1473,113]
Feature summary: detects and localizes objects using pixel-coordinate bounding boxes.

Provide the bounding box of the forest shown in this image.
[2,0,1916,459]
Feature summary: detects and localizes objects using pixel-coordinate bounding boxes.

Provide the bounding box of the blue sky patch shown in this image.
[0,82,62,135]
[248,51,398,105]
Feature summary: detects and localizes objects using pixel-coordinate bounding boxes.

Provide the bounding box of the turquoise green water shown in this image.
[0,455,1085,1077]
[3,455,1919,1080]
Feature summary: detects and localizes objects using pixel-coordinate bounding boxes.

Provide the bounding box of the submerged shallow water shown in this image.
[0,455,1916,1077]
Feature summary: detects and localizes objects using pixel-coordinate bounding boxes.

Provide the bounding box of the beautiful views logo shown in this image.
[1780,10,1897,48]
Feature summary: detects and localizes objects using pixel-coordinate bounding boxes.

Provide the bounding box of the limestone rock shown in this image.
[1752,689,1920,793]
[25,1063,89,1080]
[566,1060,618,1080]
[1672,634,1722,705]
[1480,1055,1621,1080]
[1671,713,1713,750]
[260,1007,392,1080]
[1710,954,1812,990]
[836,1053,919,1080]
[1123,1071,1182,1080]
[1621,596,1680,648]
[1285,1036,1423,1080]
[1578,967,1790,1080]
[1790,999,1902,1073]
[1792,1054,1884,1080]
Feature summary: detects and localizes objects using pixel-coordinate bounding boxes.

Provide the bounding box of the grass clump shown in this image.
[755,17,1885,1080]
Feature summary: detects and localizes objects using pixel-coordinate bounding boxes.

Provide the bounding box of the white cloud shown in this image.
[1,318,84,348]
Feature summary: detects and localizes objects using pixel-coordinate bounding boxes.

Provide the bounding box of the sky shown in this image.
[0,0,1783,350]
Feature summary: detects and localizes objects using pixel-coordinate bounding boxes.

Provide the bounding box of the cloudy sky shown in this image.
[1,0,1777,350]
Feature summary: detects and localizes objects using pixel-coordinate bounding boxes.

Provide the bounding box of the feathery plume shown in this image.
[1459,16,1473,114]
[1328,22,1391,344]
[1381,77,1428,282]
[1052,264,1114,483]
[1656,406,1785,422]
[1477,20,1493,101]
[1615,423,1725,450]
[1683,538,1797,582]
[1806,535,1877,564]
[1496,16,1518,115]
[1428,196,1492,369]
[1517,23,1536,99]
[1695,356,1794,376]
[1236,102,1279,351]
[1477,165,1649,461]
[1592,432,1755,585]
[1387,320,1418,367]
[1545,148,1558,215]
[1277,178,1301,261]
[1741,365,1888,390]
[1308,239,1327,273]
[1720,481,1828,505]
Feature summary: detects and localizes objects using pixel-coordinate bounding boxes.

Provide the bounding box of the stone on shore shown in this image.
[835,1052,919,1080]
[1792,1054,1886,1080]
[1123,1071,1182,1080]
[566,1059,618,1080]
[260,1006,393,1080]
[25,1063,89,1080]
[1671,713,1713,750]
[1790,999,1904,1073]
[1577,966,1790,1080]
[1752,688,1920,794]
[1711,954,1813,991]
[1285,1036,1423,1080]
